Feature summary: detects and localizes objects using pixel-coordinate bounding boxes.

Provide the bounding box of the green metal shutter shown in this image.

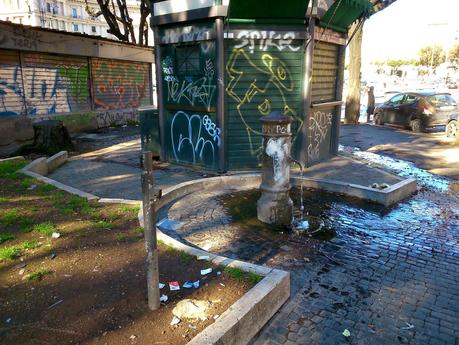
[0,49,25,116]
[91,58,151,111]
[225,35,304,170]
[160,38,220,170]
[22,52,90,115]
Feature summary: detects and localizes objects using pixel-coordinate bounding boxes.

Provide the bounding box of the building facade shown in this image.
[0,0,144,42]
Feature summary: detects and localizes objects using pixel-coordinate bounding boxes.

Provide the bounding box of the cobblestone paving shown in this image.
[159,183,459,345]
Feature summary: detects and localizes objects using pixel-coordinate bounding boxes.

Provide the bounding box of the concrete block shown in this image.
[46,151,68,173]
[22,157,48,176]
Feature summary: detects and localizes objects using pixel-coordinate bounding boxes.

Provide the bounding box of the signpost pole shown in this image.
[141,151,160,310]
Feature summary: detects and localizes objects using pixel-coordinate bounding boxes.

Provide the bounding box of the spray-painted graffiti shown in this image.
[163,56,216,111]
[266,137,289,183]
[96,109,139,128]
[0,27,41,50]
[307,110,332,161]
[0,63,89,117]
[92,59,150,110]
[0,65,25,116]
[170,111,221,164]
[226,48,303,154]
[161,25,213,44]
[233,31,301,54]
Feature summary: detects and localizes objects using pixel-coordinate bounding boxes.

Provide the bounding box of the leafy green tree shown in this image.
[418,45,446,68]
[449,44,459,66]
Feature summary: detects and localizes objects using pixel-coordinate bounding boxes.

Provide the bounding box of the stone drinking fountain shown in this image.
[257,111,294,227]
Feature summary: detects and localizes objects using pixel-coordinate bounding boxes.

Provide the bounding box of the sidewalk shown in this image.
[49,128,406,201]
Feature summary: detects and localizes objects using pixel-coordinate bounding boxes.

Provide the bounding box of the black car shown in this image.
[446,113,457,138]
[373,91,459,132]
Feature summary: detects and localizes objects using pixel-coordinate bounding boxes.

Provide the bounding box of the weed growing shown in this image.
[21,240,41,250]
[0,161,27,179]
[27,268,52,281]
[0,246,21,260]
[0,233,14,244]
[33,222,58,236]
[93,220,114,230]
[223,266,262,284]
[0,208,19,226]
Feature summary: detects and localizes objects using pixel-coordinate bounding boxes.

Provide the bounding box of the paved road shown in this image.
[340,124,459,180]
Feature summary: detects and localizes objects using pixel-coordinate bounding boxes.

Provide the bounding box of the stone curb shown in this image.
[20,169,99,201]
[0,156,25,162]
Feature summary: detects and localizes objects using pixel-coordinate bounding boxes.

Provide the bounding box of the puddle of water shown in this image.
[339,144,452,191]
[219,188,389,242]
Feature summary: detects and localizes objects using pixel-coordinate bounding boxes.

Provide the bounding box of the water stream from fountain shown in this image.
[289,157,309,231]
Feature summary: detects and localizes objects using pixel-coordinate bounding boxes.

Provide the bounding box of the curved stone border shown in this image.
[16,159,290,345]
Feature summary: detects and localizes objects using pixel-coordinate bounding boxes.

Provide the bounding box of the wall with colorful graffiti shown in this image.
[91,58,151,111]
[0,50,90,117]
[225,29,304,169]
[0,49,152,127]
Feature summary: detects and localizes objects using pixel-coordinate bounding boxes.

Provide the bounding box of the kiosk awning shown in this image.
[227,0,311,24]
[319,0,373,33]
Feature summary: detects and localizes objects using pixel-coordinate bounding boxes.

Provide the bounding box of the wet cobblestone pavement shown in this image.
[158,178,459,344]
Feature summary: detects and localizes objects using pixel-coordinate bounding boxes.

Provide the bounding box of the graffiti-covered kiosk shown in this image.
[151,0,372,172]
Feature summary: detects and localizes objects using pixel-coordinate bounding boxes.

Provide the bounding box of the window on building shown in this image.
[91,26,97,33]
[73,23,79,32]
[59,20,65,30]
[176,45,201,76]
[46,2,51,12]
[71,8,77,18]
[52,5,58,15]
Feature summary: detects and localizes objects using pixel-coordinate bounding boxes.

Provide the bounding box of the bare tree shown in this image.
[85,0,151,45]
[344,0,398,124]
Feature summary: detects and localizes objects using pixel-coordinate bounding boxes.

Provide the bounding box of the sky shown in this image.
[362,0,459,64]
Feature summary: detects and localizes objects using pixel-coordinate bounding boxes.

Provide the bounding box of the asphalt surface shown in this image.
[339,124,459,180]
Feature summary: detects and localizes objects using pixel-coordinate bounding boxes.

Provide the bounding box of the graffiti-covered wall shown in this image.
[0,50,90,116]
[159,22,220,169]
[0,49,152,128]
[225,29,305,170]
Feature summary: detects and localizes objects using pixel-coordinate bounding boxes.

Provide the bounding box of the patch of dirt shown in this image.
[0,161,257,345]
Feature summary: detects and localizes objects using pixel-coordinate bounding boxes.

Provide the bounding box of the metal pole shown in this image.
[141,151,160,310]
[216,17,226,173]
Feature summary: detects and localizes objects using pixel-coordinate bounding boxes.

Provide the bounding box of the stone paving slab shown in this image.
[294,156,403,187]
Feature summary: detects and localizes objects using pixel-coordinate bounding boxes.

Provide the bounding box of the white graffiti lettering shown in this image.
[171,111,221,164]
[161,26,210,44]
[164,58,216,110]
[307,111,332,161]
[234,31,301,54]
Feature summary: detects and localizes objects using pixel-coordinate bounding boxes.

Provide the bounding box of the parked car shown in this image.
[446,113,457,138]
[373,91,459,132]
